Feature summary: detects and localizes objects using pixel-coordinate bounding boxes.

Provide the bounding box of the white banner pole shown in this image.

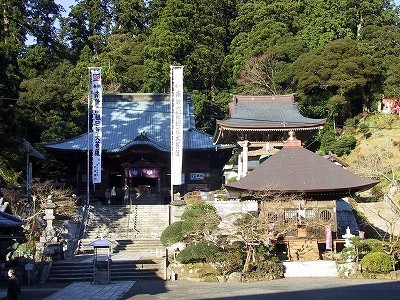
[170,66,184,201]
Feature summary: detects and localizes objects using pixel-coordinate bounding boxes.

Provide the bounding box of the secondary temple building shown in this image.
[213,94,326,180]
[225,137,378,259]
[45,93,232,204]
[215,94,378,259]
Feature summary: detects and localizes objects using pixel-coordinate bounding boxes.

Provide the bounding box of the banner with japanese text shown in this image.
[91,69,102,184]
[325,225,332,250]
[170,66,184,185]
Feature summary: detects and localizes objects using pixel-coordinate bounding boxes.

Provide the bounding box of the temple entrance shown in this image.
[131,176,157,194]
[125,163,162,204]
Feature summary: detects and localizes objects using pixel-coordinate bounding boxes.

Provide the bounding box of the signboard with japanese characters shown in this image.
[190,173,205,181]
[170,66,184,185]
[91,69,102,183]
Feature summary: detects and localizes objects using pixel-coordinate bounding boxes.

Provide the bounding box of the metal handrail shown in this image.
[80,204,90,239]
[72,204,90,255]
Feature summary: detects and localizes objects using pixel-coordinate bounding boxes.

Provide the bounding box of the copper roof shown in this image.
[213,94,326,144]
[226,144,378,197]
[45,93,219,153]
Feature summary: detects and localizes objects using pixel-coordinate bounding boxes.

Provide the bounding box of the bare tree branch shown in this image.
[237,53,278,95]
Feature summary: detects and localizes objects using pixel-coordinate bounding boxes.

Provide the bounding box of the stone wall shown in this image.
[205,200,258,218]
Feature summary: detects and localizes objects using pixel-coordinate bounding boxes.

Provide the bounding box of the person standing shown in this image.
[123,184,129,205]
[105,189,111,205]
[7,269,21,300]
[111,186,117,203]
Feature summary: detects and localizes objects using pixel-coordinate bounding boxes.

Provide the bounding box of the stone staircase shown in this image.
[356,201,400,238]
[48,204,170,283]
[49,258,165,282]
[79,205,170,257]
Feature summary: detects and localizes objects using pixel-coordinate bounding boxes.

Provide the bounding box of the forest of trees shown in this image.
[1,0,400,185]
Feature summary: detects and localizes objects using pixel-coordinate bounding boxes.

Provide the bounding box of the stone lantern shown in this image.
[40,199,58,244]
[44,199,56,230]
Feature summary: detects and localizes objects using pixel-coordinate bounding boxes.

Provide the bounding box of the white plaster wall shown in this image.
[205,200,258,218]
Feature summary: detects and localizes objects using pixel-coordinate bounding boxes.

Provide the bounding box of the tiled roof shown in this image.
[45,93,216,153]
[226,144,378,196]
[0,211,24,228]
[220,94,325,128]
[213,94,326,144]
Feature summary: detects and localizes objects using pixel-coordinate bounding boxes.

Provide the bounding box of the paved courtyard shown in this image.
[2,277,400,300]
[45,281,135,300]
[122,277,400,300]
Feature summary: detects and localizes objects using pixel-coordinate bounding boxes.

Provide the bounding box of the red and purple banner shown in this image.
[129,167,159,178]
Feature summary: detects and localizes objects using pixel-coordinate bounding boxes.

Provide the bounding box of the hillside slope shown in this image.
[342,114,400,198]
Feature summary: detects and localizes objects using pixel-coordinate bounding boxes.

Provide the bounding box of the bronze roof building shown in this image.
[45,93,232,203]
[225,139,378,260]
[213,94,326,180]
[213,94,326,144]
[226,140,378,199]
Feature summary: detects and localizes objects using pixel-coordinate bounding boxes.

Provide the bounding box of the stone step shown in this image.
[87,219,168,225]
[79,204,169,257]
[86,223,168,228]
[82,234,164,241]
[91,208,169,212]
[78,239,165,255]
[283,260,338,277]
[49,259,164,283]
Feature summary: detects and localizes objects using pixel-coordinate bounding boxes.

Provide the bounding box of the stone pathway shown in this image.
[356,201,400,237]
[44,281,135,300]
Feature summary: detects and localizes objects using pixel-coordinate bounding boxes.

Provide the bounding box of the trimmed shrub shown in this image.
[191,203,217,212]
[248,258,284,278]
[184,197,203,206]
[180,205,221,240]
[361,251,393,273]
[353,238,382,252]
[358,122,370,136]
[344,118,356,128]
[207,245,244,275]
[176,241,221,263]
[361,239,383,253]
[333,135,357,156]
[160,221,184,247]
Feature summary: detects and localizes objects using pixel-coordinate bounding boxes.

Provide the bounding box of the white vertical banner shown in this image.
[170,66,184,185]
[91,69,102,184]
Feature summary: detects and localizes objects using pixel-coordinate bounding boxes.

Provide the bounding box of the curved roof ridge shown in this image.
[233,94,295,103]
[110,138,170,153]
[213,94,326,144]
[226,146,378,196]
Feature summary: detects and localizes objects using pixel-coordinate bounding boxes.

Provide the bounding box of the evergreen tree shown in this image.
[0,0,29,184]
[293,38,378,122]
[143,0,235,95]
